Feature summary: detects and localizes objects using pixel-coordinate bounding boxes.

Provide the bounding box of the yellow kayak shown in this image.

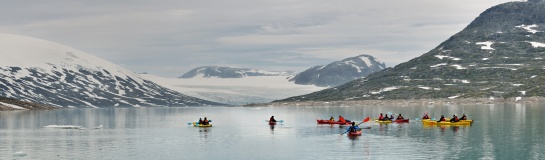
[374,119,392,123]
[192,122,212,127]
[424,121,471,126]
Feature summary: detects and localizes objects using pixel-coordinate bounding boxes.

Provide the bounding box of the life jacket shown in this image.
[339,116,346,122]
[378,115,384,120]
[454,117,459,122]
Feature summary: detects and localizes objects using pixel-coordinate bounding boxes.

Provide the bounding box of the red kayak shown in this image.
[392,119,410,123]
[317,119,352,125]
[347,130,362,136]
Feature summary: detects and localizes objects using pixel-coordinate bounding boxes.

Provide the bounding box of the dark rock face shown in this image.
[277,1,545,102]
[289,54,386,87]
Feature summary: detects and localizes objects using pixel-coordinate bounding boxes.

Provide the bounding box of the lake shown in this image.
[1,103,544,159]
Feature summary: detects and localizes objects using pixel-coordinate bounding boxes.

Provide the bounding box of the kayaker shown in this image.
[378,113,384,121]
[460,114,467,120]
[330,116,335,121]
[198,118,203,124]
[347,122,360,133]
[270,116,277,123]
[397,114,404,120]
[437,115,445,122]
[422,113,430,119]
[450,115,459,122]
[203,117,209,125]
[383,114,390,121]
[390,114,394,120]
[338,116,347,123]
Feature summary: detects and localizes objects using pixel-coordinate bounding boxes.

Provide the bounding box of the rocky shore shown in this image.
[0,97,57,111]
[243,97,545,107]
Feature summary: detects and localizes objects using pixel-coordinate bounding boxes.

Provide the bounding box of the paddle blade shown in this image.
[363,117,370,123]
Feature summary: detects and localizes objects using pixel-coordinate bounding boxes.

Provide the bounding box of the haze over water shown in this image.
[0,103,544,159]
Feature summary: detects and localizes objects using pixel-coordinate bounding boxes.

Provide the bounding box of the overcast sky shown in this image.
[0,0,517,77]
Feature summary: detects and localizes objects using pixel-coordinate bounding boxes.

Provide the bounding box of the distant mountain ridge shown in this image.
[0,33,223,108]
[180,66,294,78]
[277,0,545,102]
[289,54,385,87]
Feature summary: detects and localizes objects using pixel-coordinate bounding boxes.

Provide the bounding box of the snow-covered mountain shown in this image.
[180,66,294,78]
[289,54,386,87]
[0,33,222,108]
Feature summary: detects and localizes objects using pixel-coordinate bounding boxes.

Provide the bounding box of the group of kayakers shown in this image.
[377,113,405,121]
[198,117,210,125]
[422,112,468,122]
[330,115,350,123]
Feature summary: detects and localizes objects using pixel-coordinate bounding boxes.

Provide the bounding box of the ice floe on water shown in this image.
[43,125,85,129]
[13,151,27,157]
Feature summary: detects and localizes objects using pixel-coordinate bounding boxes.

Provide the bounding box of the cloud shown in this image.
[0,0,515,77]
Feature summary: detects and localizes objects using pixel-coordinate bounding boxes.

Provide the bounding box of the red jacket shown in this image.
[339,116,346,122]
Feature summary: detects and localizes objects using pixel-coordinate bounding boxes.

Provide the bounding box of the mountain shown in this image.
[0,33,223,108]
[277,0,545,102]
[179,66,294,78]
[289,54,386,87]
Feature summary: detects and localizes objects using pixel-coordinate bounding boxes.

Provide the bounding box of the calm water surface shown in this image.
[1,103,544,159]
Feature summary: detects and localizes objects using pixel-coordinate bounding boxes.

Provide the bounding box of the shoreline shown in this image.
[243,97,545,107]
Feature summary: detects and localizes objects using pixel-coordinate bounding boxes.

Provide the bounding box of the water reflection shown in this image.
[199,128,210,139]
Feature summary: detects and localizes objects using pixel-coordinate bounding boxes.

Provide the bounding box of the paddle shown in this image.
[341,117,370,135]
[265,120,284,123]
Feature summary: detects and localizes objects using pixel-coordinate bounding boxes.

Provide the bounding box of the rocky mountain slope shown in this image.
[180,66,294,78]
[277,0,545,102]
[289,54,385,87]
[0,96,56,111]
[0,33,223,108]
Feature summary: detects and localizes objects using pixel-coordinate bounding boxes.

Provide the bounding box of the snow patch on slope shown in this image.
[527,41,545,48]
[476,41,495,50]
[516,24,540,34]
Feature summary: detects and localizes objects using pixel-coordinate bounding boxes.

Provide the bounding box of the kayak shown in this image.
[347,130,362,136]
[374,119,392,123]
[317,119,352,125]
[425,121,471,126]
[192,122,212,127]
[392,119,409,123]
